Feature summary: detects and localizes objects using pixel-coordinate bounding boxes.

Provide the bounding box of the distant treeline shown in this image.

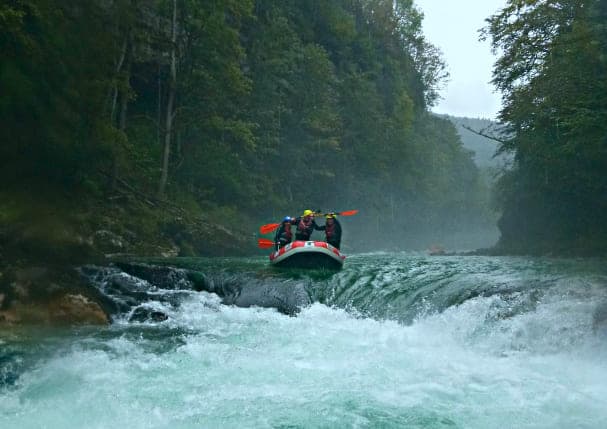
[446,116,505,169]
[484,0,607,254]
[1,0,492,252]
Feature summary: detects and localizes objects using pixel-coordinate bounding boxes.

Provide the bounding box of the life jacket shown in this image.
[325,222,336,240]
[282,225,292,241]
[297,217,313,234]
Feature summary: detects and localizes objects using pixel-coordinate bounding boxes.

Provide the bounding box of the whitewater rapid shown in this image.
[2,253,607,428]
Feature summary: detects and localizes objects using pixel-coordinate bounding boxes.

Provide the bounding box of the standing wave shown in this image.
[2,253,607,428]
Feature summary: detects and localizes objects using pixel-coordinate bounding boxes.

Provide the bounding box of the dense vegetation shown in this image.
[1,0,492,260]
[484,0,607,255]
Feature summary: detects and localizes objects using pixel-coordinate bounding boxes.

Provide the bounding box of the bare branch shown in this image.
[461,124,509,144]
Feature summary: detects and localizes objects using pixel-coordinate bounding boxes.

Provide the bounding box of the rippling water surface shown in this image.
[2,252,607,428]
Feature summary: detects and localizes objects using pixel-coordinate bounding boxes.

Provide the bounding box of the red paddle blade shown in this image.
[257,238,275,249]
[260,223,280,234]
[337,209,358,216]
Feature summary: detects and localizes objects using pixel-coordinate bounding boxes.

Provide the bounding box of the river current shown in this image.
[2,252,607,428]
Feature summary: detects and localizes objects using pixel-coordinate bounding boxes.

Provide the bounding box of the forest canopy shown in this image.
[483,0,607,254]
[1,0,495,256]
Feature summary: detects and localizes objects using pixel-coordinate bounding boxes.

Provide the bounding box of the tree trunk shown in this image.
[157,62,162,147]
[118,59,130,132]
[112,59,131,190]
[158,0,178,198]
[110,36,129,125]
[111,33,131,190]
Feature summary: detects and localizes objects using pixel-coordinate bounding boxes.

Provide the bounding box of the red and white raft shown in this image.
[269,240,346,269]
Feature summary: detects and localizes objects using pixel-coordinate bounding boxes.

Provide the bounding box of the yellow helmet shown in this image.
[303,209,313,216]
[325,213,336,219]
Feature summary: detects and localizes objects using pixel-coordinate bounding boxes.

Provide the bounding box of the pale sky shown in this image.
[414,0,506,119]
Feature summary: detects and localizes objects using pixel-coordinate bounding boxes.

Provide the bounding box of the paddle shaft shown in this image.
[258,210,358,234]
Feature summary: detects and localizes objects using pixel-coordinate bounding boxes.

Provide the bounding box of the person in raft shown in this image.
[318,212,342,249]
[291,209,321,241]
[274,216,293,250]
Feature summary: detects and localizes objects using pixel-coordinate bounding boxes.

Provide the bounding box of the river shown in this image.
[2,252,607,428]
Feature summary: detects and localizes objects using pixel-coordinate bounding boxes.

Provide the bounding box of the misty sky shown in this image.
[414,0,506,119]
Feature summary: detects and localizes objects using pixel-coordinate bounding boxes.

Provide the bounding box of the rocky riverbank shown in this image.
[0,266,109,325]
[0,189,256,327]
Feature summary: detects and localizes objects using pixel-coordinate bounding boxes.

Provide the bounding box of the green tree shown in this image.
[485,0,607,253]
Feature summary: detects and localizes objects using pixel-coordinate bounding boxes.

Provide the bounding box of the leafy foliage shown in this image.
[1,0,492,253]
[484,0,607,254]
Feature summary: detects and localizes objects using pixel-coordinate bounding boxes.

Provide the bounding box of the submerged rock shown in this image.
[114,262,194,290]
[82,263,312,318]
[200,273,312,315]
[129,306,169,323]
[0,348,25,388]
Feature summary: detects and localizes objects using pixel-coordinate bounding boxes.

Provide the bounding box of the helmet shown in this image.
[325,213,336,219]
[303,209,313,217]
[283,216,292,223]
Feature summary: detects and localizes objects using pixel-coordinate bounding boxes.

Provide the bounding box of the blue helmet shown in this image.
[283,216,292,223]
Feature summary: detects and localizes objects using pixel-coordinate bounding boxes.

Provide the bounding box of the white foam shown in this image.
[4,256,607,428]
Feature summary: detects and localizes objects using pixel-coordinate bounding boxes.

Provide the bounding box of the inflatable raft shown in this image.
[269,241,345,269]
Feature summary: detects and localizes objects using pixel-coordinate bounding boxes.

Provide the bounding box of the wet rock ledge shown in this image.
[0,266,109,326]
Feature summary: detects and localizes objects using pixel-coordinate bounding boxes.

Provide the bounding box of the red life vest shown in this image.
[325,222,335,239]
[298,217,313,233]
[283,225,292,241]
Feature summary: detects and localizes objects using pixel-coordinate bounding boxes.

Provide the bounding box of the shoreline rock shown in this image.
[0,294,108,325]
[0,265,110,326]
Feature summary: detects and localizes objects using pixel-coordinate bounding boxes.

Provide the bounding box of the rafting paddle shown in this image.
[335,209,358,216]
[259,210,358,234]
[316,209,359,217]
[257,238,276,249]
[259,223,281,234]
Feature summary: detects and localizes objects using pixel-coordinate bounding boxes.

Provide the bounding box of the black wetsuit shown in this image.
[318,218,342,249]
[274,223,293,250]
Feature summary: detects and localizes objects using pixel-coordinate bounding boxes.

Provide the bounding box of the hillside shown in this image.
[443,116,506,169]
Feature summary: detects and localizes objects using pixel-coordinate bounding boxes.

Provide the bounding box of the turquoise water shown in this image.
[2,252,607,428]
